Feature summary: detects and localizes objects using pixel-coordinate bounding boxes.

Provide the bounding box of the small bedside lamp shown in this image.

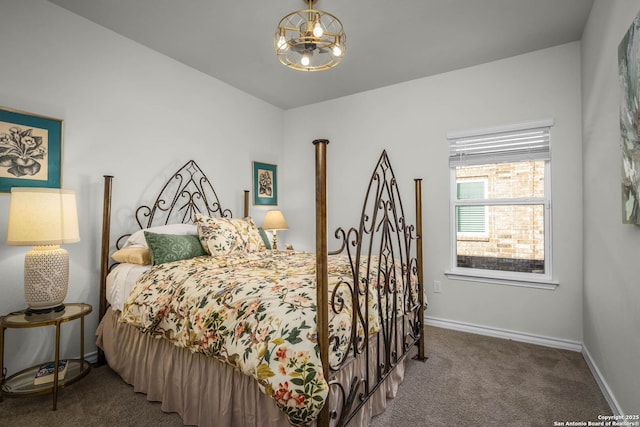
[6,188,80,315]
[261,209,288,250]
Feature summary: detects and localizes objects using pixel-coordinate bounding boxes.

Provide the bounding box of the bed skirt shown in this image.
[96,308,406,427]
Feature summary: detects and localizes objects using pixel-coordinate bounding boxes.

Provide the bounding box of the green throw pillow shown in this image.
[258,227,272,250]
[144,231,207,265]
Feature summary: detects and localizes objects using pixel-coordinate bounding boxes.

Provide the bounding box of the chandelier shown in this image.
[275,0,346,71]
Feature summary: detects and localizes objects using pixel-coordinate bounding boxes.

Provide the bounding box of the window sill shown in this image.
[444,271,559,290]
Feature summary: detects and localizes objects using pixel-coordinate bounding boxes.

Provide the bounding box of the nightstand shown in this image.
[0,303,92,410]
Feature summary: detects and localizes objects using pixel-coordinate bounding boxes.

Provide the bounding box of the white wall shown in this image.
[283,42,585,343]
[0,0,283,375]
[581,0,640,415]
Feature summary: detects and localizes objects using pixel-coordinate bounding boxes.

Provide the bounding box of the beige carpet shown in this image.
[371,326,611,427]
[0,326,611,426]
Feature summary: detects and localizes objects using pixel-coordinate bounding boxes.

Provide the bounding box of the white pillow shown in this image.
[123,223,198,248]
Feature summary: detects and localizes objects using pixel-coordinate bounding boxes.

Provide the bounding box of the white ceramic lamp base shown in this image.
[24,245,69,314]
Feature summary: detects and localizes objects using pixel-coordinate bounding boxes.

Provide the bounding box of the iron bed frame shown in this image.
[98,140,426,426]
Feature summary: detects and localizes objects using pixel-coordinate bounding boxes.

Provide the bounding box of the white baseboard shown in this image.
[581,345,623,416]
[424,316,620,416]
[85,350,98,365]
[424,316,583,352]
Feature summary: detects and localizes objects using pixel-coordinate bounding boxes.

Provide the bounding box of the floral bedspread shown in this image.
[120,251,410,426]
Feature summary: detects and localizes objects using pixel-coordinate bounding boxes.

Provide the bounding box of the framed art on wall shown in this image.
[253,161,277,205]
[619,11,640,224]
[0,107,63,193]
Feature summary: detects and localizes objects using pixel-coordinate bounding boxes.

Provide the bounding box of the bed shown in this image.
[96,140,426,427]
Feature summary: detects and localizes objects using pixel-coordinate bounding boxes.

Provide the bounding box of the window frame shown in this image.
[446,120,557,289]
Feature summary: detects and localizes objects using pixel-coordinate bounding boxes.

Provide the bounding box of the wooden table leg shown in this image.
[80,315,85,367]
[52,321,61,410]
[0,325,5,403]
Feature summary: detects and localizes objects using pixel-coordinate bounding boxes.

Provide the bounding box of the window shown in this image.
[447,120,554,287]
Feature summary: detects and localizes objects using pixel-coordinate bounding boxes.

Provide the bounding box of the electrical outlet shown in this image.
[434,280,442,293]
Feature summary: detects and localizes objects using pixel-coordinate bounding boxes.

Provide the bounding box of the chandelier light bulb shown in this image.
[332,44,342,57]
[313,21,323,37]
[277,35,288,50]
[301,54,311,66]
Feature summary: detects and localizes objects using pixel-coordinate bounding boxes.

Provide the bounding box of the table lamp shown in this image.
[261,209,288,250]
[6,188,80,315]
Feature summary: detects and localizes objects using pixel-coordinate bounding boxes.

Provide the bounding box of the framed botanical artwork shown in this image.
[0,107,63,193]
[253,161,277,205]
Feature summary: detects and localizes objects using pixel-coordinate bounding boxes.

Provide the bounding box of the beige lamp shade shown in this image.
[7,188,80,246]
[261,210,288,250]
[6,188,80,314]
[261,210,288,231]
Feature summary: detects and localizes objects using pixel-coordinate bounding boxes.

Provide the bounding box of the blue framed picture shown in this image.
[0,107,63,193]
[253,161,277,205]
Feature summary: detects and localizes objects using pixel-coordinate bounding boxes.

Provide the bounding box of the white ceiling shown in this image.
[47,0,594,110]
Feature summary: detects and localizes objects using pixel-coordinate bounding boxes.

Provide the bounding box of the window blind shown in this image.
[448,123,551,167]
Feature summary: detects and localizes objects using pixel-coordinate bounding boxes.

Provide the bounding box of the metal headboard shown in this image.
[135,160,232,229]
